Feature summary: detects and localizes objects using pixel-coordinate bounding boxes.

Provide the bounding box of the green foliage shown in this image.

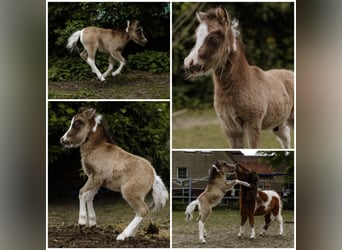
[257,151,294,183]
[128,51,169,74]
[48,102,170,185]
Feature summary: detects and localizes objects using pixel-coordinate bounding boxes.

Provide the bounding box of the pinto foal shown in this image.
[67,20,147,81]
[185,160,250,243]
[60,107,168,240]
[184,7,294,148]
[235,163,283,239]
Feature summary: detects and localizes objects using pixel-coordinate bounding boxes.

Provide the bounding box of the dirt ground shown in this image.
[48,198,170,248]
[48,224,169,248]
[48,70,169,99]
[172,209,294,248]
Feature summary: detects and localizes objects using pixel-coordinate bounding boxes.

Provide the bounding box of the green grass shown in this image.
[172,108,294,149]
[172,209,294,248]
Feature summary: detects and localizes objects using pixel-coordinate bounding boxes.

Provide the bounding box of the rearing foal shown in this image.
[67,20,147,81]
[60,107,168,240]
[185,160,250,243]
[184,7,294,148]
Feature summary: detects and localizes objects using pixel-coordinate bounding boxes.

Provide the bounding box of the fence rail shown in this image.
[172,178,294,207]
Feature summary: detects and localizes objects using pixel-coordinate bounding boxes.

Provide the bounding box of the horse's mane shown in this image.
[77,107,116,145]
[208,165,222,184]
[98,118,116,145]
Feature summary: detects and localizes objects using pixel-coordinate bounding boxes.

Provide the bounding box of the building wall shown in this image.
[172,151,235,180]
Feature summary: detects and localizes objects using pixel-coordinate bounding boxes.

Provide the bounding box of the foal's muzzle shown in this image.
[60,136,70,146]
[185,64,204,75]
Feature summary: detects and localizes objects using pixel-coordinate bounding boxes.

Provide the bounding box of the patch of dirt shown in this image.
[48,224,169,248]
[48,70,169,99]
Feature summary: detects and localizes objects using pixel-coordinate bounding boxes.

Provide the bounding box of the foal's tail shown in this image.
[185,199,199,221]
[66,30,82,52]
[150,173,169,212]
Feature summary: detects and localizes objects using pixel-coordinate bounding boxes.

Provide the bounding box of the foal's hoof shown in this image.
[199,238,206,244]
[116,233,128,241]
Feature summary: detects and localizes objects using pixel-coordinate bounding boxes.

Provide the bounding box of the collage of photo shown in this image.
[47,1,295,249]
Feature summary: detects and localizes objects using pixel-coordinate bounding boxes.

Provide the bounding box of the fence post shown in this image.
[188,178,192,204]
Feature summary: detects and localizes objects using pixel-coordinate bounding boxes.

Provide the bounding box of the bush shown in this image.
[128,51,169,74]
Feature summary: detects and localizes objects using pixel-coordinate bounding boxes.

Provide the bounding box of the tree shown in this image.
[257,151,294,183]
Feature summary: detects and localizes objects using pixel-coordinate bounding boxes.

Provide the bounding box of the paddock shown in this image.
[172,209,294,248]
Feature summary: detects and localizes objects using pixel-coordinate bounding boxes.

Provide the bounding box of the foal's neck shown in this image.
[213,41,250,90]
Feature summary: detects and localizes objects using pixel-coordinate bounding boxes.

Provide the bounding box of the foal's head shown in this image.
[209,160,236,180]
[60,107,106,148]
[126,20,148,46]
[184,6,240,75]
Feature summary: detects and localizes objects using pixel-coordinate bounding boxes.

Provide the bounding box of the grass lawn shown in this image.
[172,108,294,149]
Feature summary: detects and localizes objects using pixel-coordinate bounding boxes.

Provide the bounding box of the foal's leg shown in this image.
[117,190,149,240]
[244,121,262,148]
[85,46,105,81]
[260,213,272,236]
[102,55,115,78]
[248,212,256,239]
[110,51,126,76]
[79,49,88,62]
[223,127,245,148]
[273,123,291,148]
[238,211,248,238]
[78,177,101,226]
[198,204,212,243]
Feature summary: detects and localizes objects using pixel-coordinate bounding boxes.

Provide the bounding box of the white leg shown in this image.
[87,58,105,81]
[238,225,244,237]
[250,227,255,239]
[274,124,291,148]
[112,61,125,76]
[78,193,87,225]
[85,190,97,227]
[117,215,143,240]
[277,214,284,235]
[198,220,206,243]
[102,63,113,78]
[235,180,251,188]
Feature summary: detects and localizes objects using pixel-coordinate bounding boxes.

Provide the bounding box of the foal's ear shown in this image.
[196,11,206,22]
[216,6,230,24]
[83,108,96,119]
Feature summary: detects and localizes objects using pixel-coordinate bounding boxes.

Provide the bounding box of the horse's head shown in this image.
[210,160,236,179]
[235,163,259,185]
[184,6,240,76]
[60,107,101,148]
[127,20,147,46]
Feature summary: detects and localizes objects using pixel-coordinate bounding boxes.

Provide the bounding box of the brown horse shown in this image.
[185,160,250,243]
[184,7,294,148]
[60,107,168,240]
[235,163,283,239]
[66,20,147,81]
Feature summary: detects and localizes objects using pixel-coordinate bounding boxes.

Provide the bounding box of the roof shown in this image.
[229,154,286,175]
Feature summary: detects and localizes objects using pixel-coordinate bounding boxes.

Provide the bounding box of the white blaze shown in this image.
[61,116,75,142]
[184,23,208,68]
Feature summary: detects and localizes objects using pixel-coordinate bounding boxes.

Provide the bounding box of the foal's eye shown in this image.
[209,35,218,43]
[73,120,83,129]
[136,29,142,34]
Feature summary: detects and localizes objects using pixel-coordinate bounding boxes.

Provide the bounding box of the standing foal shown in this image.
[60,107,168,240]
[67,20,147,81]
[184,7,294,148]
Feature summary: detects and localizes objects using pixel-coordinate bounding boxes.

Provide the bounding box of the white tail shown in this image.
[150,174,169,212]
[185,199,199,221]
[66,30,82,51]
